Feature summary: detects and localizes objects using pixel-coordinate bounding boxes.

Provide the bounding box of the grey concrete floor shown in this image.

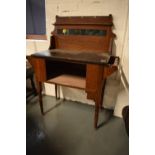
[26,95,129,155]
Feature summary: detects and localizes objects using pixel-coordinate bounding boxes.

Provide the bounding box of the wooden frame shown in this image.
[26,34,47,40]
[31,15,118,129]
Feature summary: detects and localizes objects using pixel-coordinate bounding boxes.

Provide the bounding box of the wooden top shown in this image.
[31,49,112,65]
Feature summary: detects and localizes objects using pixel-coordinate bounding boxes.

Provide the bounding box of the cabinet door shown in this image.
[86,64,104,101]
[31,57,47,82]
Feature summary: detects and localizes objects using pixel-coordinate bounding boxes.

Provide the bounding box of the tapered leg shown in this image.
[55,84,58,99]
[94,78,107,128]
[94,101,100,129]
[30,76,37,95]
[100,79,107,109]
[38,82,44,115]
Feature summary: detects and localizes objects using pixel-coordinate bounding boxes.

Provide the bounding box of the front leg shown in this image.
[94,100,100,129]
[99,78,107,109]
[37,81,44,115]
[31,57,46,115]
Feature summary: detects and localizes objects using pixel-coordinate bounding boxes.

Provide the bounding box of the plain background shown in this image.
[0,0,155,155]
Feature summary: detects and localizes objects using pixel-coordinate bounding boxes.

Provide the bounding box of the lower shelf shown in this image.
[46,74,86,90]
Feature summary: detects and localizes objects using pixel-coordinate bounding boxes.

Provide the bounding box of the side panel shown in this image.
[86,64,104,101]
[31,57,47,82]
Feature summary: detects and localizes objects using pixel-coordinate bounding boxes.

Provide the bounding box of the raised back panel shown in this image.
[50,15,115,53]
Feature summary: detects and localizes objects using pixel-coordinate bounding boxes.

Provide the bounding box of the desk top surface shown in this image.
[31,49,112,65]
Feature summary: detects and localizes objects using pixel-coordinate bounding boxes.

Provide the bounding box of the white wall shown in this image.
[121,17,129,83]
[26,0,129,111]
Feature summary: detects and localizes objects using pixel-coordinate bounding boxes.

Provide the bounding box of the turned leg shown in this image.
[37,81,44,115]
